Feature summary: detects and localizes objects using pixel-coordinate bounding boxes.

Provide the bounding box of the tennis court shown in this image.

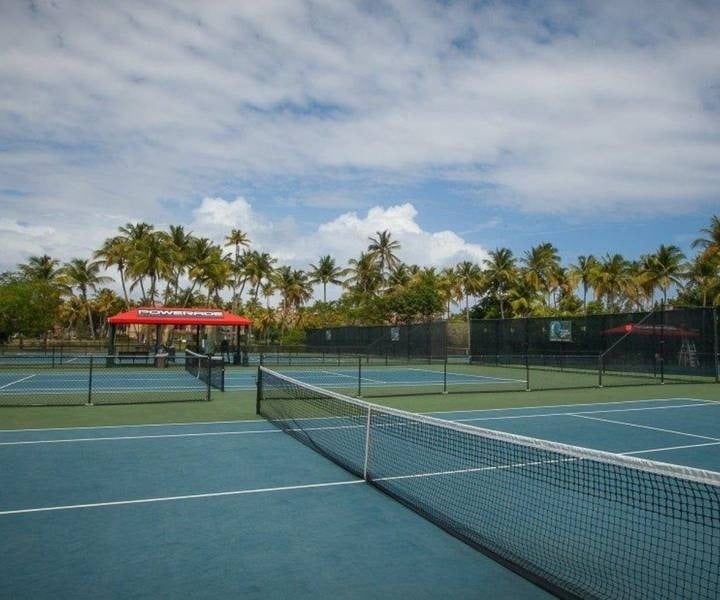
[2,388,718,598]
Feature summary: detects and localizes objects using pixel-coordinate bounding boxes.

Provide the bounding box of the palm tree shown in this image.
[483,248,516,319]
[367,230,401,278]
[61,258,112,338]
[18,255,61,282]
[308,255,344,303]
[274,267,312,340]
[225,229,251,310]
[455,261,484,349]
[521,242,560,306]
[646,244,686,304]
[343,252,383,296]
[438,267,463,320]
[118,222,154,300]
[95,237,132,304]
[184,238,217,306]
[203,250,233,307]
[692,215,720,261]
[594,254,631,310]
[128,231,174,304]
[685,253,720,307]
[570,255,599,313]
[164,225,195,304]
[246,251,277,300]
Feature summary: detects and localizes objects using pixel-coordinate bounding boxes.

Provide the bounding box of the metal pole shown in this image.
[659,301,665,384]
[598,354,603,388]
[443,355,448,394]
[358,356,362,397]
[714,307,719,383]
[255,367,263,414]
[87,356,94,406]
[525,351,530,392]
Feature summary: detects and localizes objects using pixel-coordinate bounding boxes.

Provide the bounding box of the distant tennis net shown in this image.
[185,349,225,392]
[257,366,720,600]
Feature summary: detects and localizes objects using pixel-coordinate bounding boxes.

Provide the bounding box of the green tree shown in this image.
[308,255,344,303]
[0,280,61,343]
[367,230,401,279]
[570,255,600,313]
[646,244,686,304]
[61,258,113,339]
[17,255,62,283]
[483,248,516,319]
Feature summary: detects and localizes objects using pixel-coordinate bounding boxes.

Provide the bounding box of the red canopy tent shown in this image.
[107,307,252,362]
[108,307,251,327]
[602,323,698,337]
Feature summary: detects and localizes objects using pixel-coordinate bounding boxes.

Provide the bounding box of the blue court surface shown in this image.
[1,397,719,598]
[0,365,520,397]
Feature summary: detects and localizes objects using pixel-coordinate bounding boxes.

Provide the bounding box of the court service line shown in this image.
[571,414,720,442]
[622,441,720,456]
[0,429,282,446]
[455,401,717,423]
[0,479,364,516]
[0,375,36,390]
[0,418,263,433]
[427,397,710,417]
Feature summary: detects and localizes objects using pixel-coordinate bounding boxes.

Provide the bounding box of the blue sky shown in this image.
[1,0,719,278]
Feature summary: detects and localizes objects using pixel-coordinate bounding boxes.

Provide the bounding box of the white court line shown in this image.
[455,401,718,423]
[405,367,526,384]
[0,429,283,446]
[0,418,262,433]
[0,479,364,516]
[427,397,711,417]
[622,441,720,456]
[0,375,36,390]
[571,414,720,442]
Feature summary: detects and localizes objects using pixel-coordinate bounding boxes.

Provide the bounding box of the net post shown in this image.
[87,356,94,406]
[256,367,263,415]
[362,405,372,481]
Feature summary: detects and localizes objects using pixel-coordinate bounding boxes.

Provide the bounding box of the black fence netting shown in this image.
[306,321,449,360]
[471,306,719,390]
[0,353,219,407]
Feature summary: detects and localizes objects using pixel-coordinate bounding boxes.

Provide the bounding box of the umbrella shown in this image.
[602,323,699,337]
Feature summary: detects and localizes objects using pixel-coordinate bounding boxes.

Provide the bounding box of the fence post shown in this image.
[525,351,530,391]
[714,307,719,383]
[87,356,94,406]
[206,358,212,402]
[443,355,448,394]
[659,300,665,384]
[357,356,362,397]
[598,354,603,388]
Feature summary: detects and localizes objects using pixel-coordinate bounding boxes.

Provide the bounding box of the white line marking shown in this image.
[571,414,720,442]
[426,397,711,417]
[622,441,720,455]
[0,479,364,516]
[455,401,718,423]
[0,418,262,433]
[0,375,36,390]
[0,429,283,446]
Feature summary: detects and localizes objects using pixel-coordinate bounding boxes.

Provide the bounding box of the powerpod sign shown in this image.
[137,309,224,319]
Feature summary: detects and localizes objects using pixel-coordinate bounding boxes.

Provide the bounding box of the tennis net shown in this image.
[185,349,225,392]
[257,366,720,600]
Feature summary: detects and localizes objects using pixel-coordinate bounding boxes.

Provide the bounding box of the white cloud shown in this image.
[1,0,720,273]
[191,198,489,272]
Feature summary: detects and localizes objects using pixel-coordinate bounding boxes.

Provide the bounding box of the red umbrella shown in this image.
[602,323,699,337]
